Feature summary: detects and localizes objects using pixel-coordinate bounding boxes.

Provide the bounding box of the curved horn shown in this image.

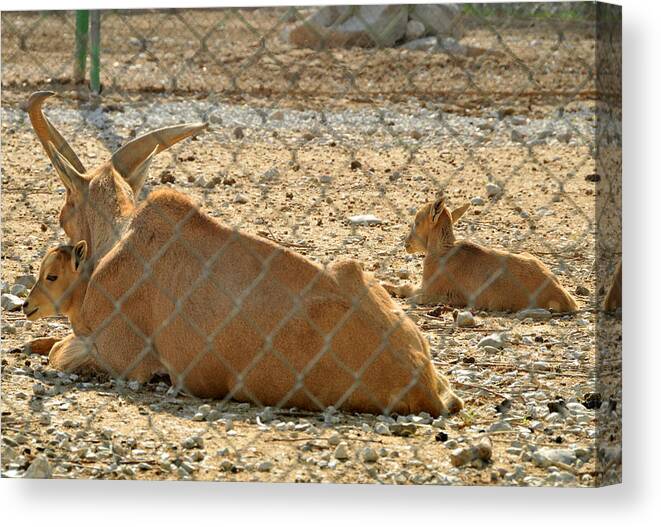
[26,91,86,174]
[111,122,208,181]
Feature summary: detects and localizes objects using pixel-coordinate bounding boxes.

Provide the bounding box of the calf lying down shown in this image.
[384,197,578,313]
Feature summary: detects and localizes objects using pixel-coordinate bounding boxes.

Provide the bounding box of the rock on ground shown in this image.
[405,19,426,41]
[1,293,23,311]
[349,214,383,226]
[478,332,506,349]
[24,456,52,479]
[286,5,408,49]
[409,3,464,40]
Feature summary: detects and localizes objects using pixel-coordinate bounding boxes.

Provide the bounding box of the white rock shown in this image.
[478,333,506,349]
[409,3,463,39]
[405,19,426,41]
[455,310,475,328]
[257,461,273,472]
[566,402,587,413]
[532,361,551,371]
[488,420,513,432]
[10,283,28,297]
[554,471,577,485]
[262,167,280,180]
[234,193,249,204]
[349,214,383,226]
[486,182,502,197]
[362,447,379,463]
[333,442,350,460]
[533,447,577,467]
[431,417,446,429]
[24,456,52,479]
[516,308,552,320]
[375,422,391,435]
[287,5,408,49]
[401,36,437,51]
[182,436,204,449]
[257,407,275,423]
[1,293,23,311]
[470,196,485,206]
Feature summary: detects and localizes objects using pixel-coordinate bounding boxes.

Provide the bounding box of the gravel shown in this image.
[1,100,598,152]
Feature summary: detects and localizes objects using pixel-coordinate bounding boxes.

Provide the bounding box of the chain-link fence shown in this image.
[1,3,621,486]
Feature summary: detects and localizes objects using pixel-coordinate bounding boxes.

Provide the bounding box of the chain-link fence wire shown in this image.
[1,3,621,485]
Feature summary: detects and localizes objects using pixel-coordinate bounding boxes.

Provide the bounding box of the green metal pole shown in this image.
[90,11,101,94]
[73,11,89,84]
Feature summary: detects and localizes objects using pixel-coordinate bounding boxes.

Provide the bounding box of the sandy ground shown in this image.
[1,7,621,486]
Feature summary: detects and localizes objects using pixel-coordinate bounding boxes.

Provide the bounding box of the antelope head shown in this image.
[404,196,470,254]
[27,91,207,257]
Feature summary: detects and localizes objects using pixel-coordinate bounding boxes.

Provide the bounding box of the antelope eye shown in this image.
[46,275,58,282]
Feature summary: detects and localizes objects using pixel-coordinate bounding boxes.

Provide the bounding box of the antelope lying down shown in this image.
[24,91,463,416]
[384,197,578,313]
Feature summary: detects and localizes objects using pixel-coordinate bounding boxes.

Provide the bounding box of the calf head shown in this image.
[27,91,207,254]
[23,241,88,320]
[404,196,470,254]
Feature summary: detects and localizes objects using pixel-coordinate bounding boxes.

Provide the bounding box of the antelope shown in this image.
[22,242,99,372]
[23,91,463,416]
[23,241,90,326]
[604,260,622,311]
[384,197,579,313]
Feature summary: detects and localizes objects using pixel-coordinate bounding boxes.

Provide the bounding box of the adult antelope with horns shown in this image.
[24,92,463,416]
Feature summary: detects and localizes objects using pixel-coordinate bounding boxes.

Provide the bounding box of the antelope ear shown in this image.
[451,203,471,223]
[122,145,159,196]
[111,122,208,193]
[430,198,445,223]
[72,240,88,272]
[47,142,87,196]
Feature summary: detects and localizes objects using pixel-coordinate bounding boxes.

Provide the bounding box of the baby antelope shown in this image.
[385,197,578,313]
[23,241,89,329]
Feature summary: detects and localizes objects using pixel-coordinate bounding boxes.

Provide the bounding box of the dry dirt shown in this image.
[1,7,621,486]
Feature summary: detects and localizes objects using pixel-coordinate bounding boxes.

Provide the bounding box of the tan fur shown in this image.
[23,337,61,356]
[23,243,99,371]
[27,94,462,416]
[23,242,90,329]
[604,260,622,311]
[386,197,578,313]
